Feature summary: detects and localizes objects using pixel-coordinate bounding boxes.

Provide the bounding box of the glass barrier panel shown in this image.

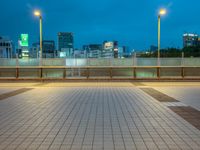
[135,68,157,78]
[160,67,182,78]
[88,59,111,66]
[89,68,110,77]
[42,69,64,78]
[112,68,133,78]
[19,68,40,78]
[18,59,39,66]
[0,59,16,66]
[184,67,200,77]
[0,68,16,78]
[112,59,134,66]
[66,68,87,78]
[42,59,65,66]
[183,58,200,66]
[76,59,87,66]
[160,58,182,66]
[137,58,157,66]
[65,59,87,67]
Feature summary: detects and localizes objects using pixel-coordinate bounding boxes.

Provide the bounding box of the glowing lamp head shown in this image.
[159,9,167,16]
[34,10,41,16]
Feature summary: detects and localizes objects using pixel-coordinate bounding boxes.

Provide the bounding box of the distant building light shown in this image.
[183,33,198,37]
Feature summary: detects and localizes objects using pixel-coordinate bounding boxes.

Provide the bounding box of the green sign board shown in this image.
[20,34,29,47]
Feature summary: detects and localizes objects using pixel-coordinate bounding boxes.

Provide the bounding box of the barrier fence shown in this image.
[0,58,200,79]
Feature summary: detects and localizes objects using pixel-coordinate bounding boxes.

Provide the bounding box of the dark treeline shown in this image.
[140,46,200,57]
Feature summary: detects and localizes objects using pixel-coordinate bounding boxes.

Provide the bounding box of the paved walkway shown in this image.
[0,82,200,150]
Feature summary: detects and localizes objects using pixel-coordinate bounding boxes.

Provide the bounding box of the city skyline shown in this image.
[1,0,200,50]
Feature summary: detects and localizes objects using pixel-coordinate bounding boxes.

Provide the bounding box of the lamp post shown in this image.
[34,10,43,63]
[158,9,166,64]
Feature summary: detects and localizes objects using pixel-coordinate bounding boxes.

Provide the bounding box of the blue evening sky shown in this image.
[0,0,199,51]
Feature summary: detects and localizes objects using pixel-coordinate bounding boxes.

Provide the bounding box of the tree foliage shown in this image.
[140,46,200,57]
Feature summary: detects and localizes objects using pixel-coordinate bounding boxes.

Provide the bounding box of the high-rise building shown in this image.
[0,36,13,58]
[102,41,118,58]
[73,49,87,58]
[58,32,74,58]
[83,44,102,58]
[30,40,55,58]
[183,33,198,47]
[118,46,128,58]
[42,40,55,58]
[29,42,39,58]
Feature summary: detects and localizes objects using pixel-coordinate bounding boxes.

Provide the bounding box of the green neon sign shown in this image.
[20,34,29,47]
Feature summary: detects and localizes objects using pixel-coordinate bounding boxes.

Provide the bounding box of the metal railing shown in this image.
[0,58,200,80]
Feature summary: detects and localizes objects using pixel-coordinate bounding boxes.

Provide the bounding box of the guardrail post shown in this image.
[110,67,113,79]
[63,68,66,79]
[157,67,160,79]
[133,67,136,79]
[40,67,43,79]
[181,67,185,79]
[181,52,184,66]
[16,67,19,79]
[181,52,185,79]
[87,68,89,79]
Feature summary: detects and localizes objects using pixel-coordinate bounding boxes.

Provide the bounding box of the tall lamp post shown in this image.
[158,9,166,64]
[34,10,43,64]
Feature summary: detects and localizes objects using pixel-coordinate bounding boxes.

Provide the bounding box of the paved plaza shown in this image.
[0,82,200,150]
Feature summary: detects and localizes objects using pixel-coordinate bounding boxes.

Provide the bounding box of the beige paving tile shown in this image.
[0,83,199,150]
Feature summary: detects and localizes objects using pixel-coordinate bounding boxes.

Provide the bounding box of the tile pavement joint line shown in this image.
[0,88,34,101]
[140,88,179,102]
[169,106,200,130]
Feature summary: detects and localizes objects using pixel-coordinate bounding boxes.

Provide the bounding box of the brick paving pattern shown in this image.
[0,82,199,150]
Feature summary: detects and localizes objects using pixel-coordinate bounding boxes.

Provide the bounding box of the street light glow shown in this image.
[34,10,41,17]
[159,9,166,16]
[33,9,43,60]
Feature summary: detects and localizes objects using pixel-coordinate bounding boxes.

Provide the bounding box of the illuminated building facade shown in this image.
[58,32,74,58]
[102,41,118,58]
[0,36,13,58]
[183,33,198,47]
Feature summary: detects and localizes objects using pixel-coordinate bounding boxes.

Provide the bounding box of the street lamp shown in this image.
[158,8,166,63]
[34,10,43,61]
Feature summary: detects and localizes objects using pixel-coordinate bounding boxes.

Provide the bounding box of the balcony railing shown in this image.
[0,58,200,79]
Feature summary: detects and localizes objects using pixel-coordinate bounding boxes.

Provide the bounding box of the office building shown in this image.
[0,36,13,58]
[118,46,129,58]
[42,40,55,58]
[30,40,56,58]
[29,42,40,58]
[83,44,102,58]
[102,41,118,58]
[183,33,198,47]
[73,49,87,58]
[58,32,74,58]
